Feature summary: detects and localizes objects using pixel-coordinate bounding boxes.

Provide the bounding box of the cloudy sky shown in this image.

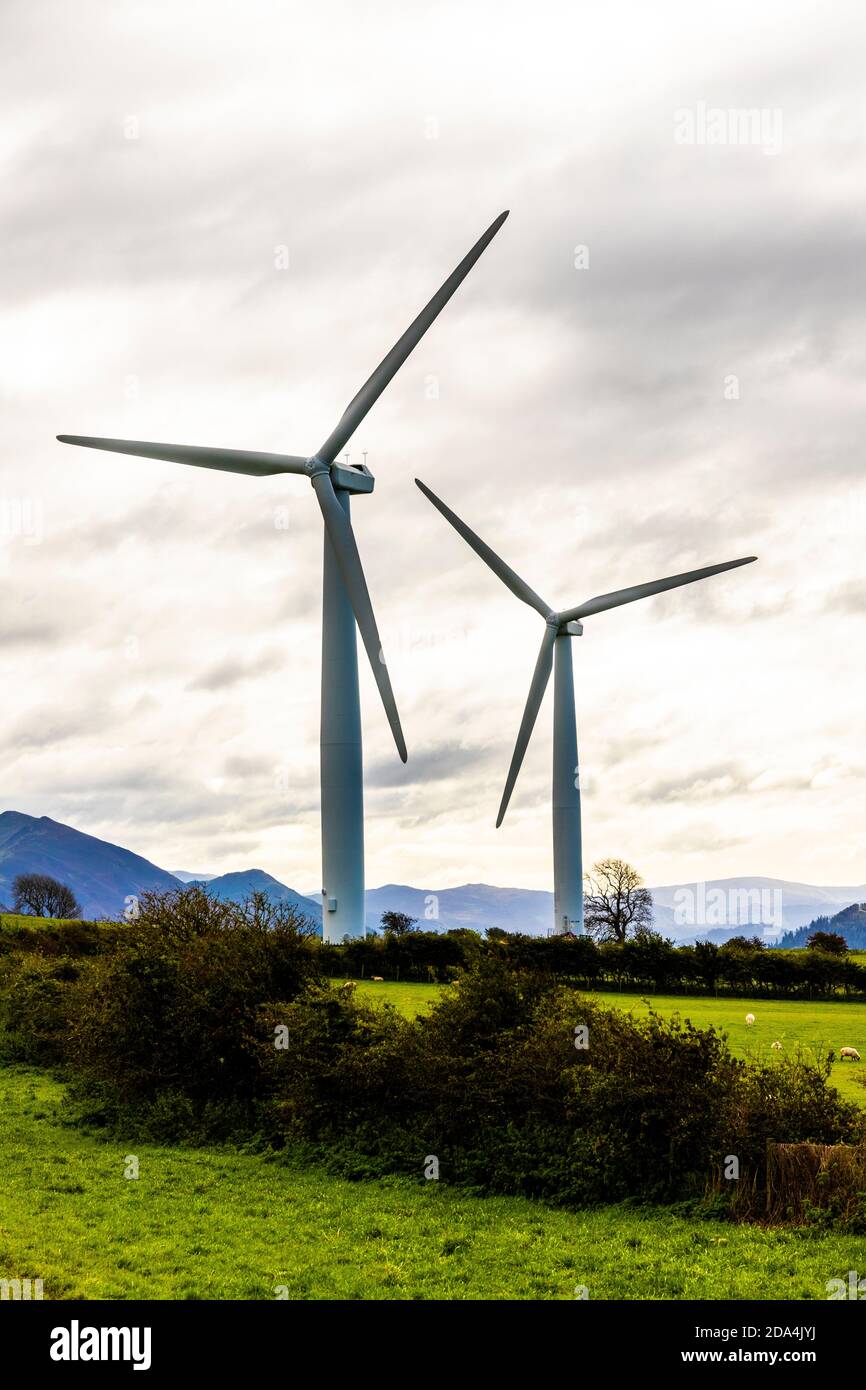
[2,0,865,893]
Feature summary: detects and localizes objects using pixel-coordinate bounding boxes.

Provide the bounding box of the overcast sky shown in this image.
[2,0,865,893]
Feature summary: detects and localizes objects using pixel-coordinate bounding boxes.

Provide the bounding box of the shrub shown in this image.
[266,959,866,1208]
[0,918,123,958]
[61,889,320,1111]
[0,954,81,1061]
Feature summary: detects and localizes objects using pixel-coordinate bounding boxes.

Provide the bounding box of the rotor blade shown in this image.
[416,479,551,617]
[311,471,407,762]
[56,436,310,478]
[558,556,757,624]
[496,624,557,828]
[317,211,509,464]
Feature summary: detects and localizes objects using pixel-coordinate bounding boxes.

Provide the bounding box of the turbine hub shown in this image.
[306,456,331,478]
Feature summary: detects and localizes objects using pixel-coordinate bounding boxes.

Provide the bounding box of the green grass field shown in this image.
[344,979,443,1016]
[350,980,866,1106]
[600,992,866,1108]
[2,1064,866,1300]
[0,913,82,930]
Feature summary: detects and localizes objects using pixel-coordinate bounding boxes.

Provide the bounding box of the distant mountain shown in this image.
[194,869,322,925]
[363,882,554,934]
[364,878,866,940]
[172,870,217,883]
[0,811,179,919]
[650,877,866,943]
[0,813,322,926]
[776,902,866,950]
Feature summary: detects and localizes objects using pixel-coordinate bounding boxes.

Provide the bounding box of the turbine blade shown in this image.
[311,471,407,762]
[497,624,557,827]
[317,211,509,464]
[416,479,551,617]
[56,435,310,478]
[559,556,758,624]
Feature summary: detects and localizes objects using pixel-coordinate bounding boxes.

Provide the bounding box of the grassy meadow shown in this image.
[0,913,81,930]
[2,1064,865,1300]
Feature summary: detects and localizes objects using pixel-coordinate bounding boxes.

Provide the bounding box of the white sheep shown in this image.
[371,975,384,982]
[745,1013,756,1026]
[339,980,357,995]
[771,1040,782,1051]
[840,1046,861,1061]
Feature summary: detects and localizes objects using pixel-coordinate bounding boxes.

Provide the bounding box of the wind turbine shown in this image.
[56,211,509,942]
[416,479,756,935]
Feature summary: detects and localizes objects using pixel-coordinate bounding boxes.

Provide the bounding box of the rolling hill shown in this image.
[649,877,866,942]
[192,869,321,925]
[0,811,179,920]
[776,902,866,950]
[362,882,554,934]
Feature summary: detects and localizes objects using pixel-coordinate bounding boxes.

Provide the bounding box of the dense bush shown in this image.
[0,888,321,1134]
[64,889,319,1105]
[314,928,866,998]
[0,953,82,1061]
[317,926,485,982]
[0,918,124,958]
[263,958,866,1208]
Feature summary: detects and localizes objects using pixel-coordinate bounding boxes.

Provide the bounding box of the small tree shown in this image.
[381,910,418,937]
[485,926,509,943]
[721,935,765,953]
[806,930,848,956]
[13,873,81,919]
[583,858,653,943]
[691,939,720,990]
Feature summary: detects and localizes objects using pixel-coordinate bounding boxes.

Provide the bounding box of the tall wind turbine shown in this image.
[416,479,756,935]
[56,211,509,942]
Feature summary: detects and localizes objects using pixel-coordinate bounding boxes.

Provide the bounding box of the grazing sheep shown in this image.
[771,1040,782,1051]
[371,975,384,982]
[840,1046,861,1061]
[745,1013,756,1026]
[339,980,357,995]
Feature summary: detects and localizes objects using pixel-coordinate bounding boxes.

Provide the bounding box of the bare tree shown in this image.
[13,873,81,919]
[583,858,653,943]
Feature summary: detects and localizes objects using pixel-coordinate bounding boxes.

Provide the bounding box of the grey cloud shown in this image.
[366,740,497,791]
[187,647,284,692]
[632,763,754,805]
[0,613,62,645]
[656,826,747,855]
[221,753,275,778]
[823,581,866,615]
[5,707,106,751]
[629,760,846,806]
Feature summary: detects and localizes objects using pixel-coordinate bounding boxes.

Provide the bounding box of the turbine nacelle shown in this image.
[544,612,584,635]
[308,457,374,494]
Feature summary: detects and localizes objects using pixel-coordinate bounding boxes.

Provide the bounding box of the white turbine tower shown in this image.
[57,211,509,942]
[416,479,756,935]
